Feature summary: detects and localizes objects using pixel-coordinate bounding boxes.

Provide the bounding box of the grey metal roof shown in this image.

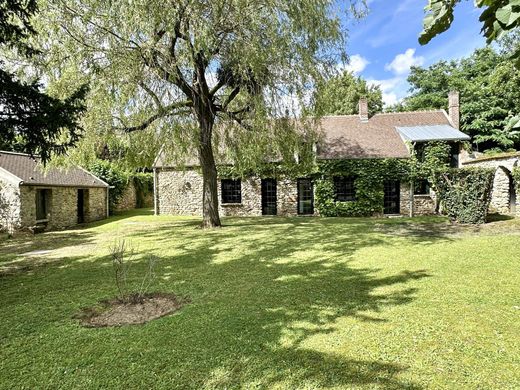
[0,151,109,188]
[396,125,471,142]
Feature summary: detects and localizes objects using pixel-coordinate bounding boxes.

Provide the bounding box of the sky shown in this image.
[340,0,487,106]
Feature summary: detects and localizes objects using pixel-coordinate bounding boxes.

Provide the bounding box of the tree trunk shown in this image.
[196,102,222,228]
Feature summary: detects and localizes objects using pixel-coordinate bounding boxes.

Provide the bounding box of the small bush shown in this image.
[88,160,130,214]
[432,168,495,224]
[109,240,157,303]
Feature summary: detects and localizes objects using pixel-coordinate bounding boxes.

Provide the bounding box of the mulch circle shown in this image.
[75,293,189,328]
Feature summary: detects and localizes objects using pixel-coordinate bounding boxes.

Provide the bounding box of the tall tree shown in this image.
[0,0,87,162]
[312,71,383,116]
[419,0,520,66]
[29,0,362,227]
[397,47,520,151]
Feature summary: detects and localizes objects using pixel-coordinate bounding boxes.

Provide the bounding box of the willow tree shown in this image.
[33,0,361,227]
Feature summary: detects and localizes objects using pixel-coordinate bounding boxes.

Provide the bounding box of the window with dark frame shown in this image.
[221,179,242,204]
[414,179,430,195]
[333,176,356,201]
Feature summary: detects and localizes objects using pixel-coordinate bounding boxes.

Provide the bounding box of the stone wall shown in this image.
[155,169,438,218]
[0,179,21,232]
[155,168,301,217]
[463,155,519,216]
[18,185,107,230]
[115,182,137,212]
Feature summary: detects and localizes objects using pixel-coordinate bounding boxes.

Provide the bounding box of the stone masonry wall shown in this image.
[19,185,107,230]
[156,169,438,217]
[156,168,300,217]
[115,182,137,212]
[0,179,21,232]
[463,156,519,216]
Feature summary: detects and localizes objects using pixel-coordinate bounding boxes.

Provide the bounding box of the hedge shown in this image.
[432,168,495,224]
[513,167,520,199]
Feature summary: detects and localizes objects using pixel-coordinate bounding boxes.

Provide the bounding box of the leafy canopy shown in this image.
[420,0,520,66]
[312,71,383,116]
[395,47,520,151]
[0,0,87,163]
[28,0,364,170]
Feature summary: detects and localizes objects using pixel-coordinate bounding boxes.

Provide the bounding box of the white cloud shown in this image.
[385,48,424,75]
[336,54,369,75]
[346,54,370,74]
[367,77,405,107]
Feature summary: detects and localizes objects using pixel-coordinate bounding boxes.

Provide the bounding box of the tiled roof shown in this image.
[154,110,459,167]
[0,151,109,188]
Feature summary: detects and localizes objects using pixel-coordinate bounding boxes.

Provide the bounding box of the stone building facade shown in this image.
[462,153,519,217]
[154,94,468,219]
[0,151,109,232]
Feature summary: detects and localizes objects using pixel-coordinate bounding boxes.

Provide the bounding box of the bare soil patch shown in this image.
[75,293,188,327]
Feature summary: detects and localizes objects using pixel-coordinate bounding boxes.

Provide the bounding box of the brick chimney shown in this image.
[359,97,368,122]
[448,91,460,130]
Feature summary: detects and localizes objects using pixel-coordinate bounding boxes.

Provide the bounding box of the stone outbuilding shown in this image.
[154,93,469,218]
[0,151,109,232]
[462,152,519,216]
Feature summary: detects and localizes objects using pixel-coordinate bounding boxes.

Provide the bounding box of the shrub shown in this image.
[109,240,157,303]
[432,168,495,224]
[88,160,129,214]
[132,172,154,208]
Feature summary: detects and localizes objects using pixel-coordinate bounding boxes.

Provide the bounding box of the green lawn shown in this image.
[1,210,520,389]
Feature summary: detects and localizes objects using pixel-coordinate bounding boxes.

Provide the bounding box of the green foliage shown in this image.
[0,0,87,163]
[513,166,520,195]
[432,168,495,224]
[314,159,411,217]
[312,71,383,116]
[420,0,520,66]
[132,173,154,209]
[88,160,129,214]
[398,47,520,151]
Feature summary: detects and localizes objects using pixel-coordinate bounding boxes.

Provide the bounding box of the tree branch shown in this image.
[116,100,192,132]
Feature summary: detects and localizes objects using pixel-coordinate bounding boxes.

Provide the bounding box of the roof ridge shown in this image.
[0,150,39,158]
[374,109,444,116]
[320,114,360,118]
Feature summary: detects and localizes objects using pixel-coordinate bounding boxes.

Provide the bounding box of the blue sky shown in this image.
[340,0,487,105]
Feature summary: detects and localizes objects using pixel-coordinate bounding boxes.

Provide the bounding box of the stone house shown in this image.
[0,151,109,232]
[461,152,519,217]
[153,92,469,218]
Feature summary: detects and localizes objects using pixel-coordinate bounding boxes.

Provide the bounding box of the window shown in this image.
[414,179,430,195]
[221,179,241,204]
[333,176,356,201]
[449,143,460,168]
[35,189,50,221]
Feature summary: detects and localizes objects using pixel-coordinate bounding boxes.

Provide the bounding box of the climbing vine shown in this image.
[513,167,520,197]
[432,168,495,224]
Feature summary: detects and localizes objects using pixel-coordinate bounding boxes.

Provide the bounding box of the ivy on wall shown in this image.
[432,168,495,224]
[217,141,495,223]
[513,167,520,197]
[314,159,411,217]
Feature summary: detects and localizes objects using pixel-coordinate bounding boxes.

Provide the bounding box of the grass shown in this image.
[1,209,520,389]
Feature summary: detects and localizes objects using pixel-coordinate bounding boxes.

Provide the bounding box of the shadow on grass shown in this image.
[1,210,453,388]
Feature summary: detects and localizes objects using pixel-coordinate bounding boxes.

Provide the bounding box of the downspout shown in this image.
[153,168,158,215]
[106,186,110,218]
[409,180,414,218]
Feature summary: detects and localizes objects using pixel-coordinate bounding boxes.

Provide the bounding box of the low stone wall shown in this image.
[398,183,435,216]
[114,182,137,212]
[463,155,519,216]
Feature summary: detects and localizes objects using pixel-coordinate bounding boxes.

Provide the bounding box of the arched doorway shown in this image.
[492,166,516,215]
